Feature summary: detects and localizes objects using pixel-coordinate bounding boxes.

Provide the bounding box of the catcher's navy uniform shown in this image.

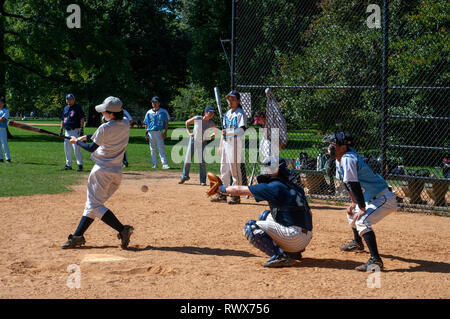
[244,159,313,267]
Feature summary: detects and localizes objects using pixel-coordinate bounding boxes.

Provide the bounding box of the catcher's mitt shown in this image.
[206,172,223,197]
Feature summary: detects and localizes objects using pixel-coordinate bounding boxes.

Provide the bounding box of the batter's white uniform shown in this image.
[83,118,130,219]
[221,107,247,186]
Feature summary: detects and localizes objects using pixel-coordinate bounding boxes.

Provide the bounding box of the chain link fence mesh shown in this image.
[233,0,449,212]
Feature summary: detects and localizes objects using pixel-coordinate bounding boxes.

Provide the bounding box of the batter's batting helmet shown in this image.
[325,132,354,146]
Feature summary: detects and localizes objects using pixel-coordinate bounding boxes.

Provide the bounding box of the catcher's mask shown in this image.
[325,132,354,147]
[259,156,290,178]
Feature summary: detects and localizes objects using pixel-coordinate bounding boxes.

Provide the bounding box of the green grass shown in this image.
[1,120,220,197]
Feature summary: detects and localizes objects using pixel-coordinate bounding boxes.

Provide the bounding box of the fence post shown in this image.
[380,0,389,178]
[231,0,237,90]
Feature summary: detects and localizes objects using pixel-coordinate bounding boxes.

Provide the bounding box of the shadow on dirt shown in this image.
[127,245,258,258]
[381,254,450,274]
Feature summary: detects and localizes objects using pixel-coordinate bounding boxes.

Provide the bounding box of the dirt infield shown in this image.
[1,170,449,299]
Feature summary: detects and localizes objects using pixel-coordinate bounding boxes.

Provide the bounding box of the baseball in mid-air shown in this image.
[141,185,149,193]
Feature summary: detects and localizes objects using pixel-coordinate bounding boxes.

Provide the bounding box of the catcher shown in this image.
[206,157,313,268]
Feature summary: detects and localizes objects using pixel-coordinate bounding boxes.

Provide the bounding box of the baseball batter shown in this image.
[215,157,313,267]
[211,90,247,204]
[61,96,133,249]
[328,132,397,271]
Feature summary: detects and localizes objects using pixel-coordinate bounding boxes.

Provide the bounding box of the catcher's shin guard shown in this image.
[244,220,279,256]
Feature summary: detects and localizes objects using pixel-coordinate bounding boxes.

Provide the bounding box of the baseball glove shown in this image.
[206,172,223,197]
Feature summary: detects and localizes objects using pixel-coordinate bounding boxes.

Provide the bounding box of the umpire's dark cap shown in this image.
[226,90,241,100]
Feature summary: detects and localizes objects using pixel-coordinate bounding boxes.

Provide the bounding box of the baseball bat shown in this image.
[214,87,223,123]
[8,120,70,139]
[245,162,258,199]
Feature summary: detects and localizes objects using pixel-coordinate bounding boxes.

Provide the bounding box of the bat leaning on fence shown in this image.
[8,120,71,139]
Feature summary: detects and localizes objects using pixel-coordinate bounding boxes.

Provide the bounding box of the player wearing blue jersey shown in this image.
[0,96,11,163]
[327,132,397,271]
[215,157,313,267]
[60,94,85,171]
[61,97,133,249]
[144,96,170,169]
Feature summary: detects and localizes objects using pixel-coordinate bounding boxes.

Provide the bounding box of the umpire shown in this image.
[216,157,313,267]
[60,93,85,171]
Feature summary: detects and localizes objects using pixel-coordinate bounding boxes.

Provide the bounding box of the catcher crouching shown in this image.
[206,157,313,267]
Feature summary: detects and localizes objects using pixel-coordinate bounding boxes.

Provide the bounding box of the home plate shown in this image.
[82,254,127,263]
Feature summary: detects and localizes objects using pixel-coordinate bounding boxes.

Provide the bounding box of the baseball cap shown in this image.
[151,96,160,102]
[204,106,215,113]
[226,90,241,100]
[66,94,75,99]
[95,96,123,113]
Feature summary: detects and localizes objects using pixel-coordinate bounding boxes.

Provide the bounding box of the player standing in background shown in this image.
[60,94,85,172]
[328,132,397,271]
[179,106,217,185]
[214,157,313,267]
[210,90,247,205]
[61,96,133,249]
[144,96,170,169]
[0,96,11,163]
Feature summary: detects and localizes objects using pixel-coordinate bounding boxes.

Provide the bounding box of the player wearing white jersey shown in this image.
[211,90,247,205]
[61,96,134,249]
[328,132,397,271]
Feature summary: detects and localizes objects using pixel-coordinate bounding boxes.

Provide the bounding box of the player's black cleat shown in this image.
[263,253,296,268]
[355,256,383,272]
[77,165,83,172]
[61,165,72,170]
[210,194,227,203]
[118,225,134,249]
[228,196,241,205]
[61,234,86,249]
[178,176,190,184]
[6,159,11,163]
[286,251,303,260]
[340,240,364,252]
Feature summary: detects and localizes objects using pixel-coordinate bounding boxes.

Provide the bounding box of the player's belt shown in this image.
[370,187,392,202]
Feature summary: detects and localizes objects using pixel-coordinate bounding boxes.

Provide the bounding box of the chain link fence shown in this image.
[232,0,449,213]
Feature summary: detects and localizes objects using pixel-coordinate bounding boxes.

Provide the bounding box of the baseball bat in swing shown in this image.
[8,120,71,139]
